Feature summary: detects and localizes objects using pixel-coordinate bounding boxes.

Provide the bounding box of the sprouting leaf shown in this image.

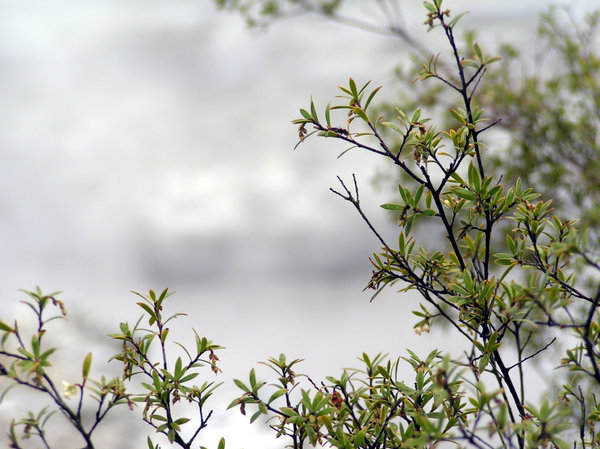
[473,42,483,61]
[484,56,502,65]
[414,184,425,206]
[478,354,490,374]
[160,328,169,343]
[268,388,287,404]
[381,122,404,134]
[461,59,480,69]
[449,108,466,124]
[348,78,358,98]
[233,379,249,392]
[300,109,313,121]
[452,187,477,201]
[364,86,382,110]
[448,11,468,28]
[423,2,436,13]
[82,352,92,379]
[352,107,369,123]
[0,321,14,333]
[310,97,319,123]
[381,203,405,211]
[405,215,416,234]
[411,109,421,123]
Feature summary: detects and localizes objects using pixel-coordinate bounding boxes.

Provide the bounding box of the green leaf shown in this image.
[506,234,516,254]
[461,59,480,68]
[0,321,13,332]
[179,372,199,383]
[423,2,436,13]
[468,162,481,192]
[452,187,477,201]
[381,203,405,210]
[398,232,406,252]
[325,102,331,127]
[381,121,403,134]
[174,357,183,378]
[449,108,466,124]
[352,107,369,123]
[348,78,358,98]
[279,406,299,416]
[473,42,483,60]
[268,388,287,404]
[233,379,249,392]
[337,85,353,97]
[411,109,421,122]
[137,301,155,318]
[310,97,319,123]
[31,335,40,356]
[174,417,190,425]
[448,11,468,28]
[405,215,415,234]
[287,415,306,425]
[300,108,313,121]
[364,86,382,110]
[119,322,130,335]
[478,353,490,374]
[399,185,410,204]
[413,184,425,206]
[449,172,465,184]
[152,414,168,422]
[484,56,502,65]
[82,352,92,379]
[357,79,371,97]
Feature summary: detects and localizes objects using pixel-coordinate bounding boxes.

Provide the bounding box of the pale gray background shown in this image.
[0,1,595,448]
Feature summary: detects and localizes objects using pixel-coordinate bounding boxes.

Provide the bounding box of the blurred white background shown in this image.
[0,1,596,447]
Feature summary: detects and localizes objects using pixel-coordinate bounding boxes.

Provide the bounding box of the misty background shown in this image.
[0,1,596,447]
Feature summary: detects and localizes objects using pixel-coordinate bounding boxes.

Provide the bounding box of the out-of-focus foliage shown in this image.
[215,0,600,233]
[482,7,600,231]
[213,0,430,53]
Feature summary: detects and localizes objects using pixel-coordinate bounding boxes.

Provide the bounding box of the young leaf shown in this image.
[348,78,358,99]
[381,203,405,210]
[310,97,319,123]
[473,42,483,61]
[0,321,14,332]
[82,352,92,379]
[364,86,382,110]
[352,107,369,123]
[300,109,313,121]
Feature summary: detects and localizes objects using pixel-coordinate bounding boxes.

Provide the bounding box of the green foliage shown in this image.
[382,3,600,234]
[214,0,343,28]
[108,288,224,449]
[0,288,224,449]
[229,351,470,448]
[0,288,130,449]
[483,6,600,232]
